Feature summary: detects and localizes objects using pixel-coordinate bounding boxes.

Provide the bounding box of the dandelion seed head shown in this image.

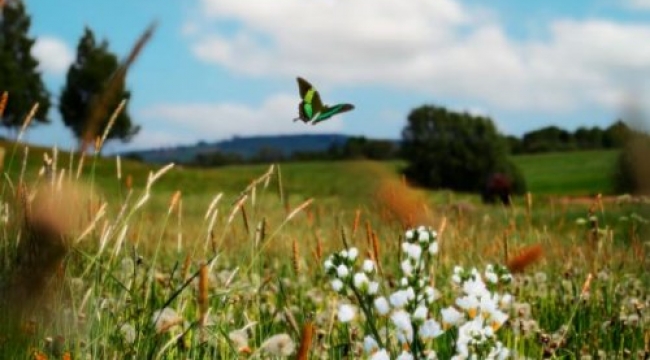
[363,259,375,273]
[260,333,295,356]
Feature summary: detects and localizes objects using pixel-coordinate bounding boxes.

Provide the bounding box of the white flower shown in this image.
[499,293,514,308]
[348,247,359,260]
[331,279,344,292]
[485,271,498,284]
[324,259,334,270]
[413,306,428,320]
[338,304,356,323]
[363,336,379,354]
[488,310,509,331]
[374,297,390,315]
[463,277,489,298]
[405,229,414,240]
[404,243,422,260]
[428,241,439,255]
[336,264,350,278]
[390,290,409,308]
[368,281,380,295]
[424,286,441,303]
[420,319,443,339]
[363,259,375,273]
[456,295,480,318]
[418,230,430,243]
[260,333,295,356]
[353,272,369,290]
[401,259,414,276]
[371,349,391,360]
[441,306,464,328]
[391,309,413,343]
[397,350,415,360]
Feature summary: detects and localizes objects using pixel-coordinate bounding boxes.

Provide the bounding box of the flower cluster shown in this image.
[324,226,518,359]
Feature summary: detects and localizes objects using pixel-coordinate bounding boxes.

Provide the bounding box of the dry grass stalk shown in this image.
[0,91,7,117]
[168,190,181,214]
[81,23,156,152]
[286,198,314,222]
[352,208,361,237]
[296,320,315,360]
[371,231,383,275]
[315,232,323,262]
[292,238,300,274]
[198,263,209,328]
[506,244,544,274]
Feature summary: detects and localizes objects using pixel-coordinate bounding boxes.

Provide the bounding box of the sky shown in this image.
[14,0,650,153]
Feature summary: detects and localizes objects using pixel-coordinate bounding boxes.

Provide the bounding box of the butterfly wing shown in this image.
[296,77,312,99]
[311,103,355,125]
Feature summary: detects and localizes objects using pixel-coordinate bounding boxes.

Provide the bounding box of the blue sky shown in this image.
[16,0,650,152]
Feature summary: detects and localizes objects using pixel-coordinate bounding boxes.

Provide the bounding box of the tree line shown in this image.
[1,1,143,150]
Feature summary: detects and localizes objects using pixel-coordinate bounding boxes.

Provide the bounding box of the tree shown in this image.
[401,105,526,195]
[0,1,51,130]
[59,27,139,148]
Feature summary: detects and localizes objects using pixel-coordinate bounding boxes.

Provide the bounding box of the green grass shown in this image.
[512,149,620,196]
[0,140,647,359]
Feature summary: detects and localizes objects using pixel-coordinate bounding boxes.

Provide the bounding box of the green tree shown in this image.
[401,105,526,194]
[59,27,139,147]
[0,1,51,130]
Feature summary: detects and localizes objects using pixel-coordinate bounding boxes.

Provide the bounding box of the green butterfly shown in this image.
[293,77,355,125]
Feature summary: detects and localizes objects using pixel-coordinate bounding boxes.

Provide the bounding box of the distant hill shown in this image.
[120,134,375,164]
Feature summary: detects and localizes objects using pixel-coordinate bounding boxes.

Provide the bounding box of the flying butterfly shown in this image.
[293,77,354,125]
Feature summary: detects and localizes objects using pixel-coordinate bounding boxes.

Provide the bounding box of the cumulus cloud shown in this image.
[138,93,345,141]
[625,0,650,10]
[186,0,650,114]
[32,36,74,75]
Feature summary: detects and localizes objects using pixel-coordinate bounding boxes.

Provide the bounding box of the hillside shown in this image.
[120,133,364,164]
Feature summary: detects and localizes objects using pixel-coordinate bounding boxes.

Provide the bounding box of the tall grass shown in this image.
[0,127,647,358]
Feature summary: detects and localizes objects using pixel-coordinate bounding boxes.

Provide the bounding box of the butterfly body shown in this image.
[294,77,354,125]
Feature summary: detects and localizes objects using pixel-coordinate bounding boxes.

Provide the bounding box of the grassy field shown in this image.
[0,140,647,359]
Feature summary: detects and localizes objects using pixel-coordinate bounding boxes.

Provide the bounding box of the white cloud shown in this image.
[32,36,74,75]
[186,0,650,115]
[137,93,346,142]
[625,0,650,10]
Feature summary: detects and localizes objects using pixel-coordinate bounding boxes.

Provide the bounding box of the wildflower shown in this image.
[420,319,443,340]
[391,311,413,343]
[338,304,356,323]
[405,229,414,240]
[374,297,390,315]
[336,264,350,278]
[403,242,422,260]
[363,336,379,354]
[413,306,428,321]
[390,289,410,308]
[353,272,370,290]
[331,279,344,292]
[368,281,379,295]
[347,247,359,260]
[401,259,414,277]
[260,333,295,356]
[371,349,391,360]
[362,259,375,273]
[428,241,439,255]
[397,350,415,360]
[324,259,334,270]
[441,306,464,328]
[456,295,480,319]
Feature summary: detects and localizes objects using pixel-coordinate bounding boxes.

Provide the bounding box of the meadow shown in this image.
[0,138,648,359]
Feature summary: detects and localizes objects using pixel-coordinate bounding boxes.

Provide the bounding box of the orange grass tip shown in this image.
[581,273,593,297]
[0,91,7,117]
[168,190,182,213]
[198,263,209,319]
[506,244,544,274]
[296,321,315,360]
